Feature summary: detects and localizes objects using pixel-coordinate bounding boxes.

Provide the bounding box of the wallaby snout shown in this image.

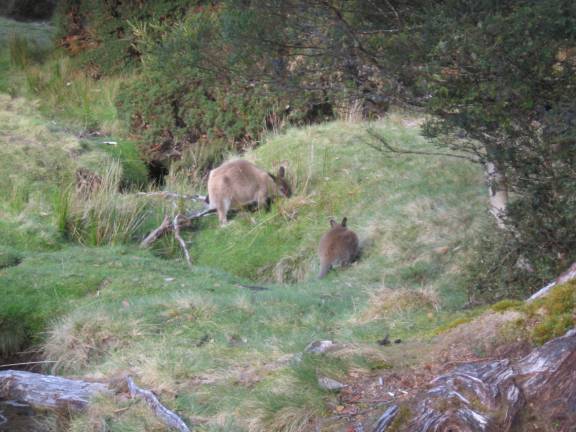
[318,217,359,279]
[207,159,290,225]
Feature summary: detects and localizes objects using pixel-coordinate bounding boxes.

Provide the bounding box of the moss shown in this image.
[432,315,475,335]
[491,299,523,312]
[525,280,576,345]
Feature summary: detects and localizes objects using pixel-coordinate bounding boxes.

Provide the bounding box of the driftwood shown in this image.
[126,376,191,432]
[372,328,576,431]
[0,371,191,431]
[0,370,110,412]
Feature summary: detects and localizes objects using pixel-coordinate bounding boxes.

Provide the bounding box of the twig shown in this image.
[366,129,479,163]
[236,284,269,292]
[0,360,57,369]
[140,209,215,249]
[126,376,191,432]
[174,214,192,268]
[137,191,207,202]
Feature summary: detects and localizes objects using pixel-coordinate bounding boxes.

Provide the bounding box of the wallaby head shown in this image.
[330,217,347,228]
[207,160,292,225]
[268,166,292,198]
[318,216,359,279]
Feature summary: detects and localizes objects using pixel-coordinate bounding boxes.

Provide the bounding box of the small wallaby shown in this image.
[207,159,291,225]
[318,217,359,279]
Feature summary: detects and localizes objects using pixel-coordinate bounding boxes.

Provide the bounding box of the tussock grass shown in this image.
[66,161,152,246]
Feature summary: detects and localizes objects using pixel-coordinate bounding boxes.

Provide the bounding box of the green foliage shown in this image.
[463,221,546,302]
[416,0,576,293]
[116,8,289,170]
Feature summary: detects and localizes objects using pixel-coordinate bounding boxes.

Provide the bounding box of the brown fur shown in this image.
[207,159,291,225]
[318,217,359,279]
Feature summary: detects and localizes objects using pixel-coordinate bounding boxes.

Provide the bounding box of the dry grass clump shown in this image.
[66,161,151,246]
[354,286,441,324]
[44,310,145,373]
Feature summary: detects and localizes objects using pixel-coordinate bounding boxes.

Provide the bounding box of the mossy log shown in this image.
[0,370,110,412]
[374,328,576,431]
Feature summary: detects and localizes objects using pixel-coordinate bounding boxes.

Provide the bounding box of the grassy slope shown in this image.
[1,108,489,431]
[0,16,494,432]
[0,94,488,431]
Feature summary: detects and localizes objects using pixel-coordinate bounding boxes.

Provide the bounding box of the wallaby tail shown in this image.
[318,261,330,279]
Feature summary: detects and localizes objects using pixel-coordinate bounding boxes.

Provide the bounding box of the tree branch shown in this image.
[366,129,480,163]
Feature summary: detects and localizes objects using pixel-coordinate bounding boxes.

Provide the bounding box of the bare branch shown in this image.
[174,214,192,268]
[126,376,191,432]
[140,209,215,249]
[137,192,207,202]
[366,129,480,163]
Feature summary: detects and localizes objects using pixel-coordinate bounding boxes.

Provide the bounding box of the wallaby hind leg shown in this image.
[318,261,331,279]
[256,190,271,212]
[216,199,231,225]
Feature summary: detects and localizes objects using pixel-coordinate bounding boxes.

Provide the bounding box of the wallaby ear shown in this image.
[278,166,285,178]
[341,217,347,227]
[330,219,337,227]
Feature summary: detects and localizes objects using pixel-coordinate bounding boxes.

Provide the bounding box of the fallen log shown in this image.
[372,328,576,431]
[0,371,192,431]
[0,370,110,412]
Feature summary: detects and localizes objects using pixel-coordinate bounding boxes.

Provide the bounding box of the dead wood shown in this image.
[140,208,215,249]
[174,214,192,267]
[137,192,207,202]
[371,328,576,431]
[126,376,190,432]
[236,283,270,291]
[0,370,110,412]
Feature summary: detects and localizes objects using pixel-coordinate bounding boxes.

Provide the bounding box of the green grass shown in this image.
[0,17,498,431]
[0,84,490,430]
[3,113,487,431]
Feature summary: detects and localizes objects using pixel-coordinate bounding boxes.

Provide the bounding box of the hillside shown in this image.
[1,6,575,432]
[0,84,494,430]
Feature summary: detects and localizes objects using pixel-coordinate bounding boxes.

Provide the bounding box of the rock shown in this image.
[318,376,347,392]
[305,340,335,354]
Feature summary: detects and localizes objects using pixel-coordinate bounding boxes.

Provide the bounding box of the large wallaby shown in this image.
[207,159,291,225]
[318,217,359,279]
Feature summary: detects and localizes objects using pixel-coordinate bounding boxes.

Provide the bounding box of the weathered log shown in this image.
[0,370,110,412]
[0,371,192,431]
[373,328,576,431]
[126,376,191,432]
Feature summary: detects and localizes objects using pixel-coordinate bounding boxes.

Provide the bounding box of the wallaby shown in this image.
[207,159,291,225]
[318,217,359,279]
